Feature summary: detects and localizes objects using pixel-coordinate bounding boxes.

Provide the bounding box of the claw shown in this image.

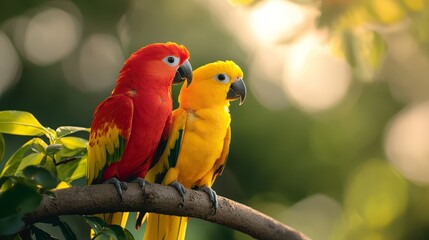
[169,181,186,202]
[135,211,146,230]
[132,178,146,190]
[104,178,128,200]
[198,186,218,213]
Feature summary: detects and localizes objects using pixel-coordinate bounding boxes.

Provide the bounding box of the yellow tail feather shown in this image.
[143,213,188,240]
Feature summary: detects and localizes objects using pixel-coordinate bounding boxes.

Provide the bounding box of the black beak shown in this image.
[226,78,247,105]
[173,59,192,86]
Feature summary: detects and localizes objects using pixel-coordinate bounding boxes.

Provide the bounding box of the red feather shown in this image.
[87,42,190,184]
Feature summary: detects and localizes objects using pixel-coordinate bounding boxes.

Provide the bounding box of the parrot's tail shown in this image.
[143,213,188,240]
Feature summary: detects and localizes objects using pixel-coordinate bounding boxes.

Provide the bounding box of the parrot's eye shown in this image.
[163,56,180,67]
[215,73,230,83]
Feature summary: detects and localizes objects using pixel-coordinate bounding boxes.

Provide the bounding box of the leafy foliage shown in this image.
[318,0,429,79]
[0,111,133,239]
[84,216,135,240]
[0,111,95,239]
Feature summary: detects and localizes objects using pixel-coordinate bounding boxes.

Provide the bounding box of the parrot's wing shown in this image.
[87,95,134,184]
[136,108,185,229]
[150,113,172,170]
[211,126,231,184]
[145,108,186,184]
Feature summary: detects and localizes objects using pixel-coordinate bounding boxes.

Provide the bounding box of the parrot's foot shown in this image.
[104,178,128,200]
[198,186,218,213]
[169,181,186,202]
[132,178,146,190]
[132,179,147,230]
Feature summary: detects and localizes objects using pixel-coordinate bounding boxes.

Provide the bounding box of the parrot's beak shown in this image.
[173,59,193,86]
[227,78,247,105]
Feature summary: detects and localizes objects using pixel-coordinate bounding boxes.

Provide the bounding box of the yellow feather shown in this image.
[142,61,245,240]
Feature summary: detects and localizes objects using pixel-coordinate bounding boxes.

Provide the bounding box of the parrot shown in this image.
[86,42,193,228]
[139,60,246,240]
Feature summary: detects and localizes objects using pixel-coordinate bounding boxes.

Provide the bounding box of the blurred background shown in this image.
[1,0,429,239]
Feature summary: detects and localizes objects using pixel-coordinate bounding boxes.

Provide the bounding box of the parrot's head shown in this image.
[179,60,246,109]
[114,42,192,93]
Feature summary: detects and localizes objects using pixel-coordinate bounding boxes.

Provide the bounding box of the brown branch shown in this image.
[54,157,79,166]
[25,183,311,240]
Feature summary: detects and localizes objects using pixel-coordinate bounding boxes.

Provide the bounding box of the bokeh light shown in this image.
[282,194,342,240]
[388,31,417,63]
[283,32,352,112]
[370,0,405,24]
[343,160,407,231]
[248,45,289,110]
[385,101,429,185]
[227,0,254,6]
[1,0,429,239]
[63,33,124,92]
[23,7,81,66]
[249,0,308,44]
[117,14,130,49]
[237,193,341,240]
[0,31,21,97]
[382,29,429,103]
[403,0,425,11]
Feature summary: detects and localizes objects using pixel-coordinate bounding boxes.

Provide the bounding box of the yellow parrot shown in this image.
[139,60,246,240]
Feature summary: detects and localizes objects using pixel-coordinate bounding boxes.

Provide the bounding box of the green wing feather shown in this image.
[145,108,186,184]
[212,126,231,184]
[87,95,133,184]
[136,108,186,230]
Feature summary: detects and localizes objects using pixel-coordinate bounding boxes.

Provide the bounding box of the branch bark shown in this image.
[25,182,311,240]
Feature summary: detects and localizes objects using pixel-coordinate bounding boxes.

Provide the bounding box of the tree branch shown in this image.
[25,183,311,240]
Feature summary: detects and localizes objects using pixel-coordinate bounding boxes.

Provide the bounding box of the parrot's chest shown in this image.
[176,109,230,184]
[186,109,229,136]
[124,94,171,160]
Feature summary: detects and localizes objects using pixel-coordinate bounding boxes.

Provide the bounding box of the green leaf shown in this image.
[23,165,58,189]
[366,31,386,69]
[57,137,88,150]
[55,137,88,170]
[30,225,59,240]
[342,30,357,68]
[0,183,42,217]
[40,217,77,240]
[57,156,86,183]
[84,216,135,240]
[0,183,42,235]
[93,231,114,240]
[109,225,134,240]
[57,148,87,162]
[84,216,108,235]
[0,176,38,191]
[340,29,387,81]
[46,144,63,156]
[123,228,134,240]
[31,142,46,154]
[1,138,47,177]
[0,133,4,163]
[0,111,53,139]
[56,218,77,240]
[0,213,26,235]
[43,156,58,178]
[0,232,23,240]
[15,153,45,176]
[56,126,90,139]
[0,176,10,189]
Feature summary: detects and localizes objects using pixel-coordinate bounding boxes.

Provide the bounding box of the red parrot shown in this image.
[86,42,192,227]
